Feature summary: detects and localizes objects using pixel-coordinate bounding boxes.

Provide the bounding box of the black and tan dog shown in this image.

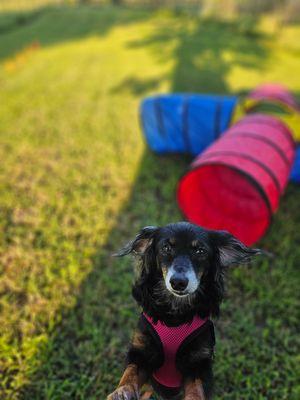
[107,222,261,400]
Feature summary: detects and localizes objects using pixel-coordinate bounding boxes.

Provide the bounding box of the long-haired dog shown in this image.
[107,222,261,400]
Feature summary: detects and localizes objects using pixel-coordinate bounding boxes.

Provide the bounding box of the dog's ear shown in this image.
[114,226,158,257]
[210,230,262,267]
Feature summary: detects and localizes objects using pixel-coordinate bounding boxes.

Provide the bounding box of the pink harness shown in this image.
[143,313,208,389]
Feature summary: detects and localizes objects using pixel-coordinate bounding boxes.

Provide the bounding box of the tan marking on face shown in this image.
[161,265,168,279]
[191,239,200,248]
[169,237,176,245]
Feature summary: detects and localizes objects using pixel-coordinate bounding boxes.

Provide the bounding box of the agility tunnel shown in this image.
[232,83,300,142]
[249,83,300,112]
[233,83,300,183]
[140,85,300,182]
[140,94,237,155]
[177,114,295,245]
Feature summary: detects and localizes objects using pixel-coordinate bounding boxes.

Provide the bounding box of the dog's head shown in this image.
[115,222,262,318]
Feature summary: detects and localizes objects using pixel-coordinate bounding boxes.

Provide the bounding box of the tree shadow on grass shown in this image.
[0,4,149,60]
[121,16,271,94]
[110,76,162,96]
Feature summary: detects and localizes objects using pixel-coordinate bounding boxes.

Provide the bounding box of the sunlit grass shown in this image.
[0,4,299,399]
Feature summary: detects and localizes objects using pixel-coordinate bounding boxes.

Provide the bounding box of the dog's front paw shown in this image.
[107,384,139,400]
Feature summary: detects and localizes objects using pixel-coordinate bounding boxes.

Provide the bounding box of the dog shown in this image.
[107,222,261,400]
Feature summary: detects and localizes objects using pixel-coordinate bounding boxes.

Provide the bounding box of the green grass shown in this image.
[0,4,299,399]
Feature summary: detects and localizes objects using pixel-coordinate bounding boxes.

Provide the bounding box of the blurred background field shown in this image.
[0,1,299,399]
[1,0,300,22]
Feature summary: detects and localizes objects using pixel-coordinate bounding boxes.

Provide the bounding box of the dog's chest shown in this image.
[142,313,208,389]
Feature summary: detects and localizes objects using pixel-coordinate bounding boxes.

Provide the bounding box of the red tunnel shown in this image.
[177,114,295,245]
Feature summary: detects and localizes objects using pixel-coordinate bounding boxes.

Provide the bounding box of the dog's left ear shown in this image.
[114,226,158,257]
[210,230,262,267]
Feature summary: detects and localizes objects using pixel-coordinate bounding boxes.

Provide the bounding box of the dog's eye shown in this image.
[162,244,172,254]
[195,247,207,256]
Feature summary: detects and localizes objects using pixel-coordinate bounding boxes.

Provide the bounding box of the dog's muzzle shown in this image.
[165,256,199,296]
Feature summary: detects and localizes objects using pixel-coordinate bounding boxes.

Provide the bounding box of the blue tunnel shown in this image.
[140,94,237,156]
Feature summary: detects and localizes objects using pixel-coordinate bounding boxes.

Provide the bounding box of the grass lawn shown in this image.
[0,4,299,399]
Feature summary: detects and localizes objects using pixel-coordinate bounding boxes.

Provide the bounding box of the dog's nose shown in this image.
[170,275,188,291]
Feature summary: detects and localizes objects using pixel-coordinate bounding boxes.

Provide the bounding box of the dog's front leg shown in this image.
[107,363,146,400]
[184,378,206,400]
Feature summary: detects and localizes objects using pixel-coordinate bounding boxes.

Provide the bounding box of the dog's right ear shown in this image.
[113,226,158,257]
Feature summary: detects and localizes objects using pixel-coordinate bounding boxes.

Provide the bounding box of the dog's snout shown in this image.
[170,274,188,292]
[165,256,199,296]
[174,266,185,273]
